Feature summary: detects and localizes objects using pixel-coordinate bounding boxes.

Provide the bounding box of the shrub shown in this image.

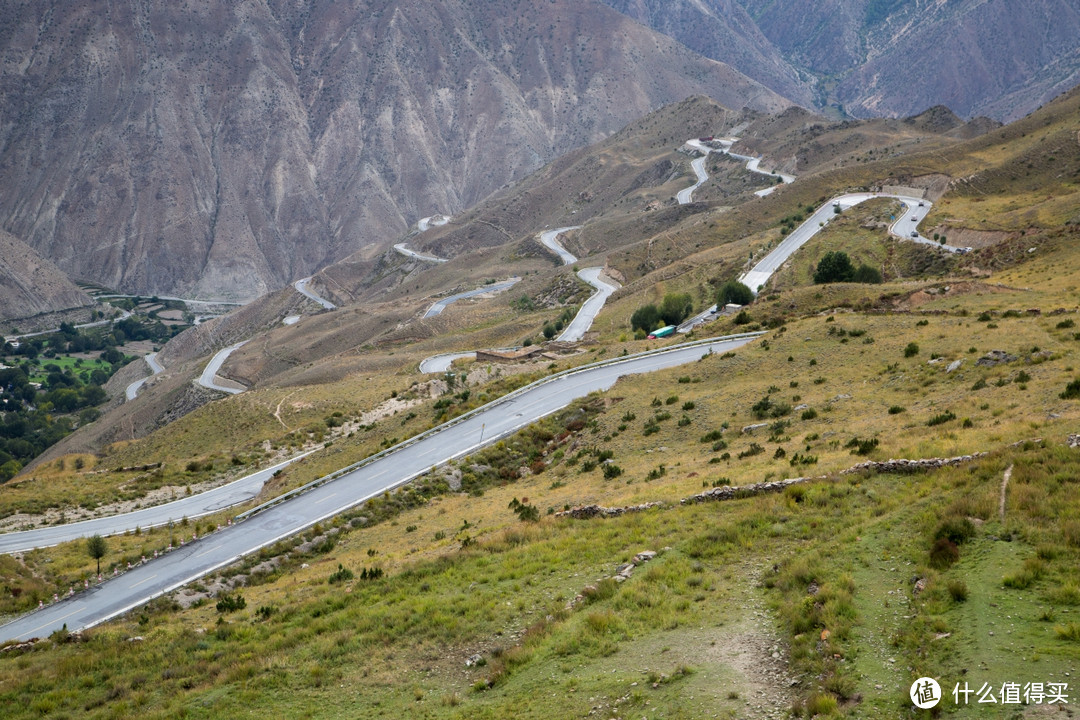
[602,464,623,480]
[947,579,969,602]
[903,342,919,358]
[328,564,354,584]
[935,517,976,544]
[1055,623,1080,641]
[737,443,765,459]
[717,280,754,307]
[805,693,839,717]
[216,593,247,613]
[852,264,883,284]
[1061,379,1080,399]
[800,408,817,420]
[846,437,878,455]
[929,538,959,569]
[927,410,957,426]
[887,405,905,414]
[732,310,751,325]
[1057,319,1076,329]
[813,251,855,284]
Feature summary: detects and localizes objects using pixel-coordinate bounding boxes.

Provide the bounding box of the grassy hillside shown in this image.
[1,88,1079,717]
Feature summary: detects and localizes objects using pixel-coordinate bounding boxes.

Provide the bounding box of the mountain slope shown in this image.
[737,0,1080,120]
[0,0,790,301]
[0,230,93,324]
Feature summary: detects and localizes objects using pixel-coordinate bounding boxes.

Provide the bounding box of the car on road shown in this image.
[911,231,919,237]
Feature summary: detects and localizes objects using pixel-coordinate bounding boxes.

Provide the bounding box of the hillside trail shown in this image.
[999,464,1013,521]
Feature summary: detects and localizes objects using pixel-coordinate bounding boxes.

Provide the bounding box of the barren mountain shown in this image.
[601,0,1080,122]
[0,0,789,301]
[0,230,93,324]
[736,0,1080,121]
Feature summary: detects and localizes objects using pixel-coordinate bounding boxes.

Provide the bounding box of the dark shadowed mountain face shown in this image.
[601,0,1080,122]
[0,0,789,301]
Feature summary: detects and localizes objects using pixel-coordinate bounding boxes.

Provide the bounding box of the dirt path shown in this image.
[1000,464,1013,521]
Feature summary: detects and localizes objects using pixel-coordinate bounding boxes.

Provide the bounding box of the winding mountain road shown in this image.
[393,243,448,263]
[423,278,522,318]
[124,353,164,401]
[293,277,337,310]
[0,452,316,554]
[678,138,794,204]
[558,268,619,342]
[739,193,960,292]
[0,332,762,642]
[419,352,477,374]
[196,341,248,395]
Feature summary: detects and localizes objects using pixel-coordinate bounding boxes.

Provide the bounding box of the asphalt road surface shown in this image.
[293,277,338,310]
[197,341,248,394]
[739,193,958,292]
[417,215,449,233]
[419,351,477,374]
[538,227,581,266]
[423,278,521,318]
[679,138,794,204]
[124,352,164,401]
[0,452,315,554]
[392,243,447,263]
[0,332,762,642]
[558,268,618,342]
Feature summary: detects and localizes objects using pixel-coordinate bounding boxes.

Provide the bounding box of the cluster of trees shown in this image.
[630,293,693,333]
[6,318,173,360]
[813,251,883,284]
[629,281,756,336]
[0,324,139,481]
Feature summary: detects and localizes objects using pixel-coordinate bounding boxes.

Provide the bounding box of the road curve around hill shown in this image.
[558,268,619,343]
[419,352,477,374]
[124,352,165,401]
[196,341,249,395]
[393,243,448,263]
[679,138,795,204]
[293,277,337,310]
[0,452,317,554]
[0,332,763,642]
[423,278,522,319]
[739,193,962,292]
[538,226,582,266]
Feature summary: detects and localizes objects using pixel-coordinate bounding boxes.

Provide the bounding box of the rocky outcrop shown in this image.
[841,454,987,475]
[556,502,664,519]
[681,476,816,504]
[977,350,1018,366]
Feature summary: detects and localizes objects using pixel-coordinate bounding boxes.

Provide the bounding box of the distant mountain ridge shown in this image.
[601,0,1080,121]
[0,0,789,301]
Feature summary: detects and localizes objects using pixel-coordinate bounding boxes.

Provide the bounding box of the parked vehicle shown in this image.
[647,325,676,339]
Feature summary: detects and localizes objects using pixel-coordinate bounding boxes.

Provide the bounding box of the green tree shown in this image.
[813,252,855,284]
[852,264,883,284]
[86,534,107,575]
[659,293,693,326]
[717,280,754,306]
[630,304,662,332]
